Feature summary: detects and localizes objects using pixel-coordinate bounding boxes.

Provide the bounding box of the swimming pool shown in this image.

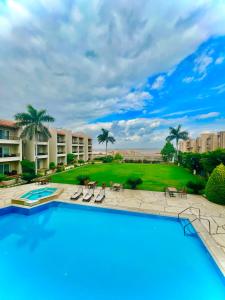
[0,202,224,300]
[21,187,58,201]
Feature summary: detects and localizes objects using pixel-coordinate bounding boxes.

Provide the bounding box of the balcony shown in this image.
[37,152,48,158]
[0,153,20,162]
[72,139,78,144]
[0,135,20,144]
[57,139,66,144]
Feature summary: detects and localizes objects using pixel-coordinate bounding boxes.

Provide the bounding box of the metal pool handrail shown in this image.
[178,206,201,220]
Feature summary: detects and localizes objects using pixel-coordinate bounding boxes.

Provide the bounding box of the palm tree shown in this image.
[166,125,188,161]
[15,105,54,174]
[97,128,116,155]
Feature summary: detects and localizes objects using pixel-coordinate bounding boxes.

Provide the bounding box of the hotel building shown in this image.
[0,120,22,175]
[0,119,92,175]
[179,131,225,153]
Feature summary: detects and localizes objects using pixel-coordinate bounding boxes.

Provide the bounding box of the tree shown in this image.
[15,105,54,174]
[67,153,76,165]
[205,164,225,204]
[160,142,175,162]
[97,128,115,155]
[166,125,188,161]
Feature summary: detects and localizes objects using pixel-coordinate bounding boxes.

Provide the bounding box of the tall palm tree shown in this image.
[97,128,116,155]
[166,125,188,161]
[15,105,54,174]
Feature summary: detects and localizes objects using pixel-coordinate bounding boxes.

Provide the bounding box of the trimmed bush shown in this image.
[0,174,6,182]
[126,177,143,189]
[49,162,56,170]
[114,153,123,161]
[67,153,76,165]
[205,164,225,204]
[102,156,114,163]
[186,179,205,194]
[21,159,35,174]
[78,159,85,164]
[21,172,36,183]
[77,175,90,185]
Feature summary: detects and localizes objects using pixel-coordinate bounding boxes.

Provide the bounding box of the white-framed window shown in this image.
[0,164,10,175]
[0,146,10,157]
[0,129,10,140]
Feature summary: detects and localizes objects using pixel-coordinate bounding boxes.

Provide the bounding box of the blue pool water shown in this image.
[21,187,57,201]
[0,203,224,300]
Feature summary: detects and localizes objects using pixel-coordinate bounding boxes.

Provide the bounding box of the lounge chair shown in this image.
[82,189,94,202]
[70,187,83,200]
[94,189,105,203]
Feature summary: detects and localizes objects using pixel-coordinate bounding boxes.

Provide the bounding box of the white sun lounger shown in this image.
[70,187,83,200]
[94,189,105,203]
[82,189,94,202]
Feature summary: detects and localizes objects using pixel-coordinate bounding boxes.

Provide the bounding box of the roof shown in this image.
[57,130,66,135]
[0,119,18,128]
[72,132,85,138]
[72,132,92,139]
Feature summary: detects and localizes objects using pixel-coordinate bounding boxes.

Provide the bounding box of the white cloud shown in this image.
[151,76,165,90]
[164,108,209,117]
[0,0,225,148]
[194,54,213,74]
[215,56,225,64]
[212,83,225,94]
[183,76,194,83]
[195,112,220,120]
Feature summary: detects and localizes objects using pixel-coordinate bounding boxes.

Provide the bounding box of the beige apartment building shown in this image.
[179,131,225,153]
[49,128,92,165]
[0,119,92,174]
[0,120,22,175]
[23,132,50,170]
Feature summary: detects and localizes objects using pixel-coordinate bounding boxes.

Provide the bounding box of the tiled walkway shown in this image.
[1,183,225,274]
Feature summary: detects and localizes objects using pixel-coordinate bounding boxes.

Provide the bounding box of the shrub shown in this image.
[49,162,56,170]
[205,164,225,205]
[126,177,143,189]
[0,174,6,182]
[200,149,225,175]
[67,153,76,165]
[20,160,35,174]
[77,175,90,185]
[21,172,36,183]
[186,179,205,194]
[56,165,64,173]
[114,153,123,161]
[78,159,85,164]
[102,155,114,163]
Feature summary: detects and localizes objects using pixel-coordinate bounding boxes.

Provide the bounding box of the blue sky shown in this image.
[0,0,225,148]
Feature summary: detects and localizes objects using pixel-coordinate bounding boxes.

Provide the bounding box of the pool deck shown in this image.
[1,182,225,275]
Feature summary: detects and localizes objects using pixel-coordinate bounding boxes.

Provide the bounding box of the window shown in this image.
[0,146,10,157]
[0,129,9,140]
[0,164,10,175]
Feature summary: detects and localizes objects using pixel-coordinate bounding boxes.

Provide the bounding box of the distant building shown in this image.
[179,131,225,153]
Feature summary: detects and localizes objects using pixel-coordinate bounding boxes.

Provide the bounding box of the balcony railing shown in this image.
[37,137,48,142]
[57,139,65,143]
[57,151,66,154]
[37,152,48,156]
[0,135,19,140]
[0,153,20,158]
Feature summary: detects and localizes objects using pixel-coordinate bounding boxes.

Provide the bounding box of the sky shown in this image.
[0,0,225,149]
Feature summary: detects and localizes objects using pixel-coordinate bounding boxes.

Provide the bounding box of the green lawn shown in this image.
[50,163,198,192]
